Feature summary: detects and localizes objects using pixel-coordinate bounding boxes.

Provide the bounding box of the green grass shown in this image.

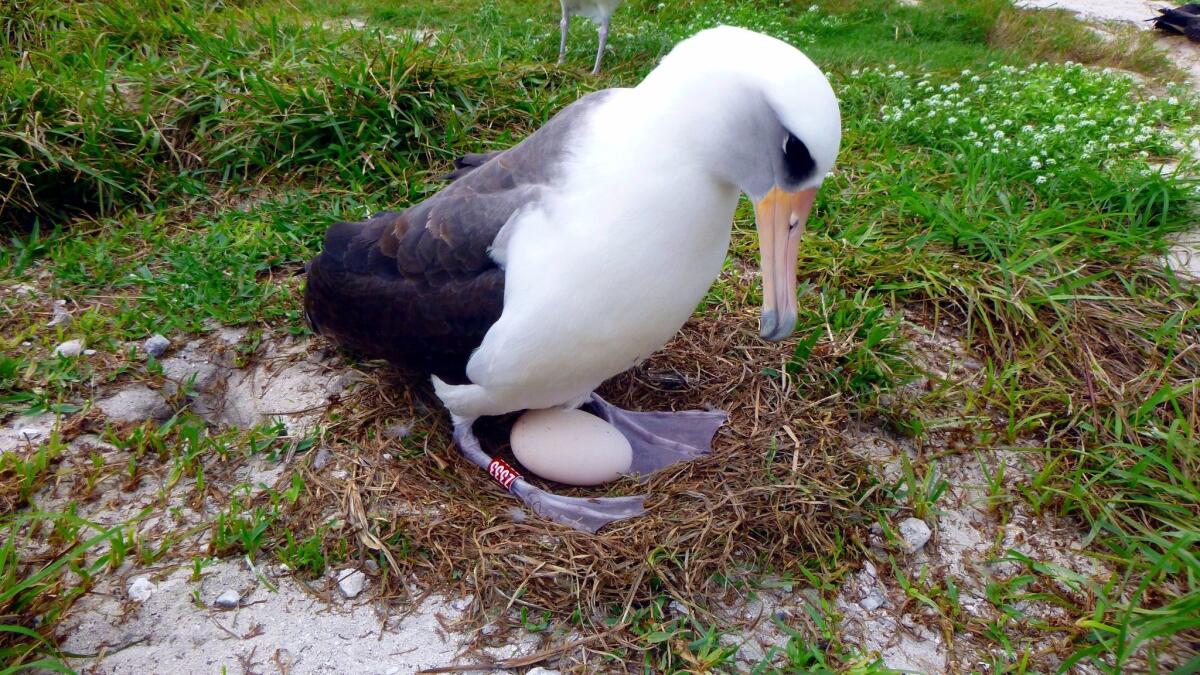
[2,0,1199,672]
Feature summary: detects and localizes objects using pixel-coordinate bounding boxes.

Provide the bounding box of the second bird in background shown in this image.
[557,0,624,75]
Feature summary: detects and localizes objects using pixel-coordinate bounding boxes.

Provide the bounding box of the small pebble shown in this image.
[860,588,887,611]
[20,341,30,347]
[527,668,562,675]
[53,339,84,358]
[127,577,155,602]
[213,589,240,609]
[363,559,380,575]
[668,600,690,616]
[898,517,932,552]
[144,334,171,358]
[330,469,348,480]
[336,569,367,598]
[868,522,887,548]
[83,349,96,356]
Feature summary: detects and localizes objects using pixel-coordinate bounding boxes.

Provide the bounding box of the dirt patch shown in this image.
[1017,0,1162,25]
[58,559,516,675]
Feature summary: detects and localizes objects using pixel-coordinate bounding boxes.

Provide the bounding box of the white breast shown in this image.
[462,94,739,415]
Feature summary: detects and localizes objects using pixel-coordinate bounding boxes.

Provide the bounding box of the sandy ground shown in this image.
[7,3,1199,674]
[59,562,510,675]
[1018,0,1162,24]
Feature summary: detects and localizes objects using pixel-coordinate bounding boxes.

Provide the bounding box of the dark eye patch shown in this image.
[783,133,816,184]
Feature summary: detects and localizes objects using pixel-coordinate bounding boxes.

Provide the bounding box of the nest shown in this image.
[280,308,880,665]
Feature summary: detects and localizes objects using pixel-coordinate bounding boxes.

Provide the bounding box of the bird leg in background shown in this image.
[451,421,645,534]
[592,17,610,75]
[585,393,727,477]
[557,5,569,65]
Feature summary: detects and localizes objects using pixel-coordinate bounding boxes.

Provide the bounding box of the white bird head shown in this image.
[642,26,842,340]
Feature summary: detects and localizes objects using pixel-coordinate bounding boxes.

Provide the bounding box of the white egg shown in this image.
[510,408,633,486]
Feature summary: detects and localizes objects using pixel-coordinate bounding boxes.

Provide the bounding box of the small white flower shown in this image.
[1168,96,1179,105]
[1036,175,1047,184]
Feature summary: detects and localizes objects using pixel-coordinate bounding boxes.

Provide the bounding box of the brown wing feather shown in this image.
[303,90,615,381]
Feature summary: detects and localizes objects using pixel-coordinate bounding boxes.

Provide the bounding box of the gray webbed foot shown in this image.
[587,393,727,478]
[451,420,644,533]
[512,480,644,533]
[449,395,726,532]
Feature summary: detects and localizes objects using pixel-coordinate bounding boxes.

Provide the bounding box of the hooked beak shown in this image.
[754,186,817,341]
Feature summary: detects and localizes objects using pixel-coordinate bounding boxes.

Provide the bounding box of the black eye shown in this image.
[783,133,816,184]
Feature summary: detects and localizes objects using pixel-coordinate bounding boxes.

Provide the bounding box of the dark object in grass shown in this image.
[304,27,841,533]
[1148,3,1200,41]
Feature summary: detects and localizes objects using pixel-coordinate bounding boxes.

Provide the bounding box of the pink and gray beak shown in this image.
[754,187,817,341]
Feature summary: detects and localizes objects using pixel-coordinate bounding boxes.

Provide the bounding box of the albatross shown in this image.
[557,0,624,74]
[1149,3,1200,41]
[304,26,842,532]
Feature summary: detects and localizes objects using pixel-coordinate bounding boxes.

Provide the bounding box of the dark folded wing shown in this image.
[439,151,506,181]
[304,89,615,380]
[1151,5,1200,33]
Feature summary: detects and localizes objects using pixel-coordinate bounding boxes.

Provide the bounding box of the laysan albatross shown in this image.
[557,0,624,75]
[304,26,842,533]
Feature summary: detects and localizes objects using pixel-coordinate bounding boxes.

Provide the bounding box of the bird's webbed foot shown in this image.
[585,393,727,478]
[451,420,644,533]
